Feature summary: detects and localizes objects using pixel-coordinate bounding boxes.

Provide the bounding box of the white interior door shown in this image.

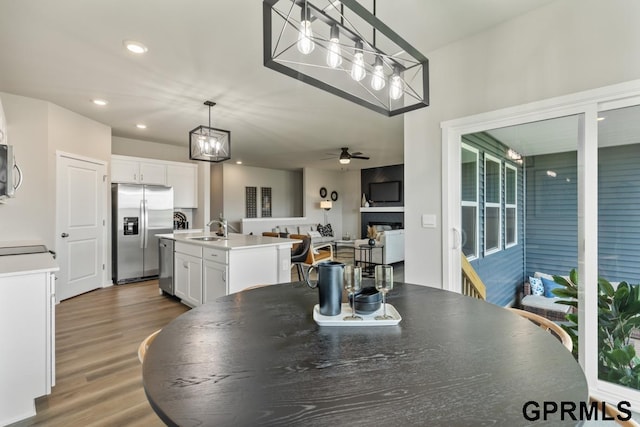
[56,154,106,301]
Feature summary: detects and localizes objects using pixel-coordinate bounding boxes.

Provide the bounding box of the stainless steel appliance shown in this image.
[112,183,173,284]
[0,144,23,200]
[158,237,174,295]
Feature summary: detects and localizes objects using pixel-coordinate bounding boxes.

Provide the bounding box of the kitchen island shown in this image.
[157,232,301,307]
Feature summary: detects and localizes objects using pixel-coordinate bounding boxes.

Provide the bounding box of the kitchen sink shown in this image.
[187,236,223,242]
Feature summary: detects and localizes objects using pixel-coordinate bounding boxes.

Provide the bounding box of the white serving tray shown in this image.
[313,303,402,326]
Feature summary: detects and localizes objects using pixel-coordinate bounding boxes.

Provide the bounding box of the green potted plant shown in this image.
[552,269,640,389]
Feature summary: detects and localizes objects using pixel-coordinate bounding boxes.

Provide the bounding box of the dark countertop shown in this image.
[143,282,587,426]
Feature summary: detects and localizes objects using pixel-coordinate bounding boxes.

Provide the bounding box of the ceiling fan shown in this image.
[325,147,370,164]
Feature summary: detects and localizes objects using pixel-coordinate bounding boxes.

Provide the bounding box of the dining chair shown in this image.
[289,233,333,268]
[588,396,640,426]
[137,329,162,364]
[507,308,573,351]
[289,234,311,280]
[262,232,280,237]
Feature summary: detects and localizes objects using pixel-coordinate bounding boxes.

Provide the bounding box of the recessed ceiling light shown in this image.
[136,123,147,129]
[236,161,243,165]
[597,117,605,121]
[92,99,108,106]
[124,40,148,54]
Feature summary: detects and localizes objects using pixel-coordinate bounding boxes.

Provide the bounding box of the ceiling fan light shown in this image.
[339,158,350,164]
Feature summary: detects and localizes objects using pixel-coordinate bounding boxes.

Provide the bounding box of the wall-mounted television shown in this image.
[369,180,402,202]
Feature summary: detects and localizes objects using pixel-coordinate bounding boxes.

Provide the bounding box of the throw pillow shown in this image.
[316,224,327,236]
[541,277,562,298]
[324,223,333,237]
[529,277,544,296]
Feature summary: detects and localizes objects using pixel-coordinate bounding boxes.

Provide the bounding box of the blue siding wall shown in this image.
[524,144,640,283]
[599,143,640,283]
[462,133,524,306]
[525,151,578,278]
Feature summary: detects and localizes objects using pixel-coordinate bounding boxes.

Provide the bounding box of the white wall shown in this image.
[0,93,50,243]
[221,164,302,230]
[112,136,188,162]
[404,0,640,287]
[0,92,111,248]
[303,167,361,240]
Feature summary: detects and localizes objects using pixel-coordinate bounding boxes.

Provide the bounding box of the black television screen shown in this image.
[369,181,401,202]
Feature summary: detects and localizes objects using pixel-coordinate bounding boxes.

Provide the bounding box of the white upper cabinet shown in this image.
[111,155,166,185]
[111,155,198,208]
[167,163,198,208]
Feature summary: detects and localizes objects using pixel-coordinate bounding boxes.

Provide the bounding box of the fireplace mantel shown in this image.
[360,207,404,213]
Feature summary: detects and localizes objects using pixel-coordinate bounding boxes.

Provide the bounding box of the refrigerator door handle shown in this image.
[140,200,146,249]
[143,199,149,248]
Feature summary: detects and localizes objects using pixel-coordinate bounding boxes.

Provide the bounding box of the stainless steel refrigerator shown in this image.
[112,183,173,284]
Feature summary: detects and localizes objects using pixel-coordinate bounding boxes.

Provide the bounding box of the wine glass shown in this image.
[374,264,394,320]
[343,265,363,320]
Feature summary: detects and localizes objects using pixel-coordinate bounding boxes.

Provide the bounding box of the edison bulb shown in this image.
[351,40,366,82]
[297,9,315,55]
[389,68,404,100]
[371,56,385,91]
[326,25,342,68]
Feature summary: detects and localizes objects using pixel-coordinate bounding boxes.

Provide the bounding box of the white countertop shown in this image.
[0,240,59,277]
[157,232,301,250]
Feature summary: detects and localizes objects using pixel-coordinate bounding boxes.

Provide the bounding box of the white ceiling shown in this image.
[485,104,640,157]
[0,0,556,171]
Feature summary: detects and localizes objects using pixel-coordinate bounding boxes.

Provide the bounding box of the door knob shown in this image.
[61,233,69,238]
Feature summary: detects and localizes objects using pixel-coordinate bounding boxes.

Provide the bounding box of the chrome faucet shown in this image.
[206,215,239,238]
[207,218,228,238]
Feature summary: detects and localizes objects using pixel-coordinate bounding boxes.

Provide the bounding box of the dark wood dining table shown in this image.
[142,282,588,426]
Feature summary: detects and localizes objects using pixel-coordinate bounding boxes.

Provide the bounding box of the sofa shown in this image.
[275,223,337,245]
[354,228,404,265]
[521,271,574,321]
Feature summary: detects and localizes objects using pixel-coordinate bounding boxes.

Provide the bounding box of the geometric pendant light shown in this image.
[189,100,231,163]
[263,0,429,116]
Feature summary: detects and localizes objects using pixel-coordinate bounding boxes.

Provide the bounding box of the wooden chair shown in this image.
[289,234,311,280]
[290,233,333,267]
[262,232,280,238]
[588,396,640,426]
[507,308,573,351]
[137,329,162,363]
[461,253,487,300]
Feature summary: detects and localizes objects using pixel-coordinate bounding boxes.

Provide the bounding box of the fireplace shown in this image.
[368,221,403,230]
[360,212,404,238]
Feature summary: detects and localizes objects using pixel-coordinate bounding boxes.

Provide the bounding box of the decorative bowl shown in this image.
[349,287,382,314]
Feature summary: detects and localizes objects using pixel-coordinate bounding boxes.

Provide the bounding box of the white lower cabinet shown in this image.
[174,242,203,307]
[0,270,55,426]
[204,260,227,303]
[172,241,288,307]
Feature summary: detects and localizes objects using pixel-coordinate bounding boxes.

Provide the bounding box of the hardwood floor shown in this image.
[9,254,402,427]
[9,280,189,427]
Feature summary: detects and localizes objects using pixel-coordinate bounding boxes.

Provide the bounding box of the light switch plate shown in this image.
[421,214,436,228]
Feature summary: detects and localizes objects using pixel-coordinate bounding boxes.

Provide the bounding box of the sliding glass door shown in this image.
[443,79,640,411]
[595,102,640,402]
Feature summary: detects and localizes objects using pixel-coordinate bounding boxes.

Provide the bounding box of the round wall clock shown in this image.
[319,187,327,198]
[331,191,338,201]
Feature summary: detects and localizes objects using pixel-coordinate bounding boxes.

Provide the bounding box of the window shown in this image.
[484,154,501,255]
[461,144,478,259]
[505,164,517,247]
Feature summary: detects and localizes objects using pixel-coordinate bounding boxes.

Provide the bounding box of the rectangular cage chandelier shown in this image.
[189,101,231,163]
[263,0,429,116]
